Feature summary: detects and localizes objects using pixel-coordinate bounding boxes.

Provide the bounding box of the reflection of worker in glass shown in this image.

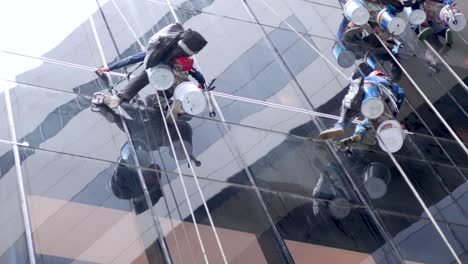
[94,23,207,122]
[312,163,352,219]
[416,0,466,46]
[334,15,390,68]
[319,69,405,150]
[111,141,163,214]
[102,96,200,214]
[334,0,403,69]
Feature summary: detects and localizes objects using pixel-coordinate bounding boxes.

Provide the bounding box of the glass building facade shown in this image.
[0,0,467,263]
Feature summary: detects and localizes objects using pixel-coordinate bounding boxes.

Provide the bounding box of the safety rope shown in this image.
[163,1,229,262]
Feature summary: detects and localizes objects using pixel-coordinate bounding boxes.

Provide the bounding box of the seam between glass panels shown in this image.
[257,1,464,261]
[8,140,468,229]
[3,76,466,174]
[3,75,465,154]
[244,0,408,262]
[89,13,174,264]
[144,0,337,41]
[4,88,37,264]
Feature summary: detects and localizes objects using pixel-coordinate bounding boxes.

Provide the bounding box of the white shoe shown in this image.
[166,100,182,124]
[103,94,122,109]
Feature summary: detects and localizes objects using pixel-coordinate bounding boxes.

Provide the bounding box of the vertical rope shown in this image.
[162,1,229,262]
[4,87,37,264]
[89,14,173,264]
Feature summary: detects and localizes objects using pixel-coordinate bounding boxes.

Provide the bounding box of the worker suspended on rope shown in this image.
[416,0,466,46]
[93,23,209,123]
[319,69,406,153]
[334,0,406,68]
[101,97,201,214]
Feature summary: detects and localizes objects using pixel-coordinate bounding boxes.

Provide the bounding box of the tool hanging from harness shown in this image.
[91,62,144,112]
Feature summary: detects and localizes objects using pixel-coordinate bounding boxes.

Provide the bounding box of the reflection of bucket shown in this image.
[440,5,466,31]
[363,162,391,199]
[376,119,405,153]
[146,64,175,91]
[173,82,207,115]
[361,82,384,119]
[329,198,351,219]
[404,7,427,25]
[377,9,406,35]
[344,0,370,25]
[333,42,356,68]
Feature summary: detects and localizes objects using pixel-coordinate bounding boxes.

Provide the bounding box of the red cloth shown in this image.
[174,56,194,71]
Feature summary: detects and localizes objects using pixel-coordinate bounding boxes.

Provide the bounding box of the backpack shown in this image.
[145,24,207,69]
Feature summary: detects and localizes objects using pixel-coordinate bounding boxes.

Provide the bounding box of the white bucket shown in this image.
[344,0,370,26]
[377,9,406,35]
[361,82,385,119]
[146,64,175,91]
[404,7,427,25]
[376,119,405,153]
[440,5,466,32]
[361,98,385,119]
[329,198,351,219]
[364,176,388,199]
[173,82,207,115]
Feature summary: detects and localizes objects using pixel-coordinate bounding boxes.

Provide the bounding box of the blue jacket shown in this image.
[108,52,146,71]
[108,52,206,85]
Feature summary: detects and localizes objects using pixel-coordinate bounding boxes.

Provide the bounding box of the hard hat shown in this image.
[369,70,387,77]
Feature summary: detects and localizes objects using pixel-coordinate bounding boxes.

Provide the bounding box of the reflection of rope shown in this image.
[368,54,467,181]
[110,0,146,50]
[246,1,463,262]
[103,2,198,261]
[373,33,468,154]
[163,1,229,263]
[154,92,211,264]
[258,0,352,81]
[423,39,468,92]
[373,124,462,264]
[242,1,406,262]
[88,14,174,264]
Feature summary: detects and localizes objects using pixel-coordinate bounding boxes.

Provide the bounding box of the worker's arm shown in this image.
[189,67,206,86]
[97,52,146,72]
[391,82,405,108]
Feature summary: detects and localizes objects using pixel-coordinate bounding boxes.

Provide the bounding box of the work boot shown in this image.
[92,92,122,109]
[339,134,362,149]
[445,29,453,46]
[166,100,182,124]
[319,125,345,140]
[418,27,433,41]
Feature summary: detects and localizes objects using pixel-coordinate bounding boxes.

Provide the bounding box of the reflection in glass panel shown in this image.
[18,145,165,263]
[8,82,127,163]
[259,190,399,264]
[0,0,467,262]
[0,143,30,264]
[162,176,289,263]
[378,211,465,264]
[0,90,11,141]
